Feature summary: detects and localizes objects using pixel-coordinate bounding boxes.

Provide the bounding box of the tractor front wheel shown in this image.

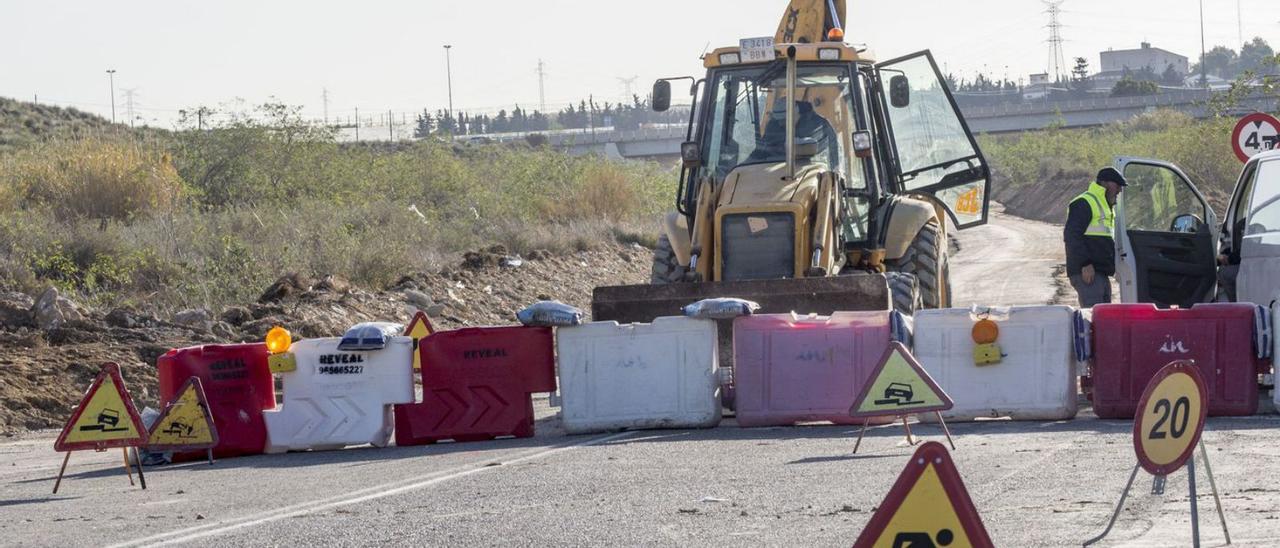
[890,220,949,309]
[650,235,688,285]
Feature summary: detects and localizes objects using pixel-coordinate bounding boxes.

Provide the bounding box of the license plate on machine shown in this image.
[739,37,775,62]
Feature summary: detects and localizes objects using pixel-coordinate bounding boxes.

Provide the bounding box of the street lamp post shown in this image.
[106,69,117,123]
[443,45,454,120]
[1199,0,1208,88]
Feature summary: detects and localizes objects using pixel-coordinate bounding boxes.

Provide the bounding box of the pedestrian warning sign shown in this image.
[850,342,953,418]
[148,377,219,452]
[405,311,435,371]
[853,441,993,548]
[54,363,148,452]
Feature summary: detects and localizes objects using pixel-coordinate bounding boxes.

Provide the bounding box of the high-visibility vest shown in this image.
[1071,182,1114,238]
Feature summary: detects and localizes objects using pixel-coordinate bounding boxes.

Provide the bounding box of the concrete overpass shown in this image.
[961,89,1276,133]
[462,90,1276,159]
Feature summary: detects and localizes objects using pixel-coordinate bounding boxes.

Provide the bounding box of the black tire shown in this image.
[886,272,922,316]
[891,220,949,309]
[650,235,687,285]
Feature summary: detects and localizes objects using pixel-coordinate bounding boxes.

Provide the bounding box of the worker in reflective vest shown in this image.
[1064,168,1127,308]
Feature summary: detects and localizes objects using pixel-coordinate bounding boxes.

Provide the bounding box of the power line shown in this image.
[121,88,140,128]
[616,76,638,101]
[1043,0,1068,83]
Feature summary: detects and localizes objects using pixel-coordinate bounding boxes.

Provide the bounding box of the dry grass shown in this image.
[3,138,185,223]
[0,115,675,312]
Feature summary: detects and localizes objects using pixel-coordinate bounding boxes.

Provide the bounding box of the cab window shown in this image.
[1121,163,1208,232]
[699,64,856,181]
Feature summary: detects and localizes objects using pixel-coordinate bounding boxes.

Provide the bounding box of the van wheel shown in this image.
[886,272,922,316]
[651,235,688,285]
[891,220,949,309]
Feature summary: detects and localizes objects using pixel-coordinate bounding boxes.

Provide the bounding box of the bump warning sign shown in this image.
[148,377,219,452]
[853,442,993,548]
[54,363,147,452]
[850,342,953,418]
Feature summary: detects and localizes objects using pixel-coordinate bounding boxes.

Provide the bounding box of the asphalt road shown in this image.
[5,209,1279,547]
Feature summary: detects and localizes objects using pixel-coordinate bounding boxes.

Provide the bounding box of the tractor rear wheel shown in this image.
[891,220,949,309]
[650,235,687,285]
[886,272,922,316]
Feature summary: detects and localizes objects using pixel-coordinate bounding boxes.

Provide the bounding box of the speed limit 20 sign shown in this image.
[1133,361,1209,476]
[1232,112,1280,163]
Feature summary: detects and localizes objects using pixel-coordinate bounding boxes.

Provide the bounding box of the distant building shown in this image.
[1023,73,1052,100]
[1094,42,1190,90]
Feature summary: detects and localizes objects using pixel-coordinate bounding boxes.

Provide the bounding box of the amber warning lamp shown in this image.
[827,27,845,42]
[265,326,297,373]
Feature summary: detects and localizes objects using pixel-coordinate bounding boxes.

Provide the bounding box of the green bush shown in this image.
[982,109,1245,213]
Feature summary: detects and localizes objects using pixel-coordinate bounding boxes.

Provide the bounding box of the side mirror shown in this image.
[680,141,701,167]
[1171,214,1205,234]
[852,130,873,158]
[889,75,910,108]
[652,80,672,112]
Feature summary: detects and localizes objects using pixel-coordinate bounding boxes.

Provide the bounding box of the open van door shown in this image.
[1114,157,1218,306]
[876,51,990,228]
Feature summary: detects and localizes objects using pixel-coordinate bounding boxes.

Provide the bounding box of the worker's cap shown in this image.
[1097,167,1128,187]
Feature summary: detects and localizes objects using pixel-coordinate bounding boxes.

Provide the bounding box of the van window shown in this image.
[1121,163,1206,232]
[1246,161,1280,235]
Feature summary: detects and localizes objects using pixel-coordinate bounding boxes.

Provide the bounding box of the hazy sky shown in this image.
[2,0,1277,126]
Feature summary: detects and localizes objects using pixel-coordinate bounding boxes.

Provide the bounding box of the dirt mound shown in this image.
[0,243,652,434]
[992,171,1082,226]
[993,167,1233,226]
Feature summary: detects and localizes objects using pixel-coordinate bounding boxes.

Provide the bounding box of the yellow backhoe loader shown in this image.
[594,0,990,323]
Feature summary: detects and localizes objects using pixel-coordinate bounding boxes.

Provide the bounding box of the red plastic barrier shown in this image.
[157,343,275,459]
[394,326,555,445]
[733,312,893,427]
[1090,303,1260,419]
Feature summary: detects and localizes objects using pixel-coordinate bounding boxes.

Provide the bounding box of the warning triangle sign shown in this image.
[853,441,993,548]
[405,311,435,371]
[147,377,219,451]
[54,363,148,452]
[850,342,953,418]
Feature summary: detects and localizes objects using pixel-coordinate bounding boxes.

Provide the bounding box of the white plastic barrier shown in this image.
[913,306,1078,422]
[264,336,415,452]
[555,317,720,434]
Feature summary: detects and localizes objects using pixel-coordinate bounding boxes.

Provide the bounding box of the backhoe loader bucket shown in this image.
[591,274,890,325]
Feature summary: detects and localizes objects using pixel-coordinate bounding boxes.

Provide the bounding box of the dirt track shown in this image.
[950,203,1069,307]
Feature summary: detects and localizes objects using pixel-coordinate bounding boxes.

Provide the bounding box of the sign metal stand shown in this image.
[1084,361,1229,546]
[849,343,955,454]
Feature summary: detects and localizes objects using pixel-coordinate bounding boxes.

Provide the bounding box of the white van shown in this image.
[1112,150,1280,307]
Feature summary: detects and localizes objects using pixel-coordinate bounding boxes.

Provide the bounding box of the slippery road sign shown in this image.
[853,441,993,548]
[1133,360,1208,476]
[53,362,150,493]
[148,377,219,453]
[850,342,953,418]
[1231,112,1280,163]
[55,363,147,452]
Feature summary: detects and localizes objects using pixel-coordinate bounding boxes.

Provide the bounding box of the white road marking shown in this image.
[107,432,633,547]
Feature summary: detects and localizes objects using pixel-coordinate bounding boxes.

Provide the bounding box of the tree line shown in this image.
[413,94,687,137]
[948,38,1277,104]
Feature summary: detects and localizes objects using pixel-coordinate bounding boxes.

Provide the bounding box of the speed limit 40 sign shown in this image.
[1133,361,1209,476]
[1232,112,1280,163]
